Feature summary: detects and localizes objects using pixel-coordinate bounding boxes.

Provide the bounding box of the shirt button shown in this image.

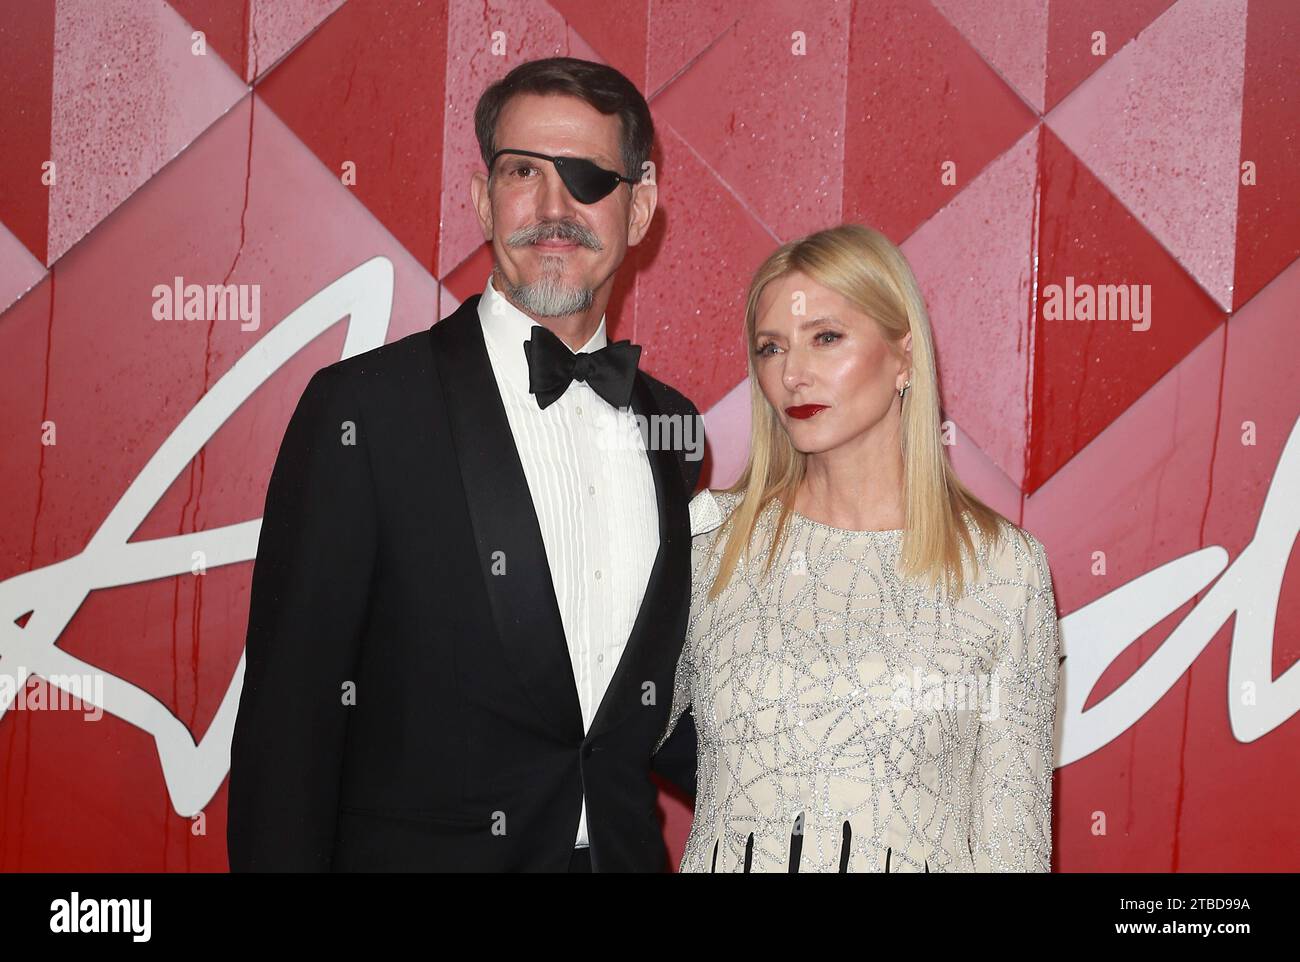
[597,653,604,663]
[575,405,583,416]
[588,484,596,495]
[594,570,602,580]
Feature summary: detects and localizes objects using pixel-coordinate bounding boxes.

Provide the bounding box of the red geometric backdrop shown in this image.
[0,0,1296,871]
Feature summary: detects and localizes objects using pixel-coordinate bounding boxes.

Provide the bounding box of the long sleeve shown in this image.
[227,365,378,871]
[650,489,722,800]
[650,708,697,798]
[654,636,695,758]
[968,535,1061,872]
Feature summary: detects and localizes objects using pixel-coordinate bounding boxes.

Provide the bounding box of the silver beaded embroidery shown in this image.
[655,490,1061,872]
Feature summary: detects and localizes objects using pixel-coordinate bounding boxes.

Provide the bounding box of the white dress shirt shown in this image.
[477,276,660,849]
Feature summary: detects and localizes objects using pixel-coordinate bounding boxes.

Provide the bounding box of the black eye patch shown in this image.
[490,148,638,204]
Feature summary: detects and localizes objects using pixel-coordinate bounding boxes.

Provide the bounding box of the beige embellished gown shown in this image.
[655,490,1061,872]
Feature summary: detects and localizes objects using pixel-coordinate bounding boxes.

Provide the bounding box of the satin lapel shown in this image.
[588,371,691,739]
[429,297,584,741]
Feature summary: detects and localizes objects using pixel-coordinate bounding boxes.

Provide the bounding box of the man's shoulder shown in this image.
[638,368,701,419]
[636,369,706,494]
[318,297,482,386]
[326,328,429,378]
[291,328,437,421]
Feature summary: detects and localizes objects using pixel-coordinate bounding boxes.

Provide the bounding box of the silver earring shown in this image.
[898,380,911,400]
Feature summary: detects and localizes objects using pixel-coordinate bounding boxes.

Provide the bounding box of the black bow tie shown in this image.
[524,324,642,411]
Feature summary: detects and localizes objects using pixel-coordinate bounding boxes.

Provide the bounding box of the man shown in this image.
[226,56,702,872]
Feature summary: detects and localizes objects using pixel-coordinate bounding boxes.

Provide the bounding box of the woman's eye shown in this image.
[754,342,778,357]
[815,331,842,345]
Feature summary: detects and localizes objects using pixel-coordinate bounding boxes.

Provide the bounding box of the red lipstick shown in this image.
[785,404,829,419]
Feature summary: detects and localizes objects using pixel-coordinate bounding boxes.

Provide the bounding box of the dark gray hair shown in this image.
[474,56,654,182]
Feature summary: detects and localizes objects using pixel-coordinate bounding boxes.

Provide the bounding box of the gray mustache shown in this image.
[507,221,602,251]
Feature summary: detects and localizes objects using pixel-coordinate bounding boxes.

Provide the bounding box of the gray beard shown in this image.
[498,262,594,317]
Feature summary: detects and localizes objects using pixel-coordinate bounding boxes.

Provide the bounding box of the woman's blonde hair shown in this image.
[707,223,1026,602]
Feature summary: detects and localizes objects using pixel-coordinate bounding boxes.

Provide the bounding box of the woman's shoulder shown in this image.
[966,513,1050,588]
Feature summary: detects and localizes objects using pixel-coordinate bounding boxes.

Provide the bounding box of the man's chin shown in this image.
[507,279,595,317]
[515,264,589,290]
[521,250,581,275]
[515,276,587,297]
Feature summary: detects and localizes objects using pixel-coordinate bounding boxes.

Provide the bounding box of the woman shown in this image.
[655,224,1061,872]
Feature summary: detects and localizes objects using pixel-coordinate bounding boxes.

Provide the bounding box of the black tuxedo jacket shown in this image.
[227,294,702,872]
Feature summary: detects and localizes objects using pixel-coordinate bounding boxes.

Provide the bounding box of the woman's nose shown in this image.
[782,352,810,391]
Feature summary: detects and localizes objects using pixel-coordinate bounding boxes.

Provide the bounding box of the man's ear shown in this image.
[625,179,658,247]
[470,170,493,241]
